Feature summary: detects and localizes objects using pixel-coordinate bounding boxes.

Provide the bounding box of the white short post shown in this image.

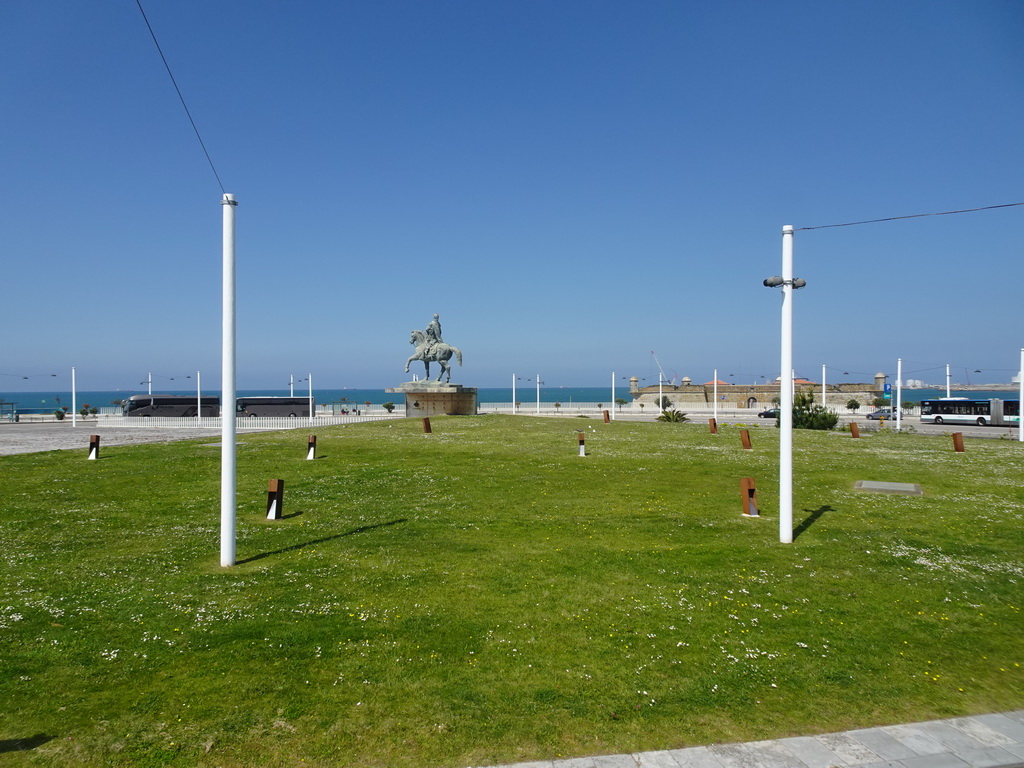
[577,431,586,457]
[307,434,317,460]
[88,434,100,461]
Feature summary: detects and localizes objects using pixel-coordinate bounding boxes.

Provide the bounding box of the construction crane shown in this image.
[650,351,675,386]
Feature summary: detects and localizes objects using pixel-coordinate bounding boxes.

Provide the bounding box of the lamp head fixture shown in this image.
[762,276,807,289]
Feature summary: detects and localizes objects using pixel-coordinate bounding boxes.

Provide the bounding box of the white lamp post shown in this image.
[512,373,516,414]
[895,358,903,431]
[763,225,806,544]
[221,193,237,567]
[1019,348,1023,443]
[308,372,314,424]
[713,368,718,423]
[611,371,616,420]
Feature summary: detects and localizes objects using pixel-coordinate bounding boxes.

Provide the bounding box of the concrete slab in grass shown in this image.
[855,480,923,496]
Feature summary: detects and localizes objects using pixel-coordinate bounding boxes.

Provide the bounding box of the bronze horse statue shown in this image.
[405,329,463,383]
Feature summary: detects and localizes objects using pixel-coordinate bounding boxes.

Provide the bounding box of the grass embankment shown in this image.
[1,416,1021,767]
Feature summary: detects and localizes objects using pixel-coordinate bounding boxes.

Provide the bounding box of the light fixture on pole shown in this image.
[763,225,807,544]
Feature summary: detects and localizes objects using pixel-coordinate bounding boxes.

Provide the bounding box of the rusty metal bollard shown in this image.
[740,477,759,517]
[267,479,285,520]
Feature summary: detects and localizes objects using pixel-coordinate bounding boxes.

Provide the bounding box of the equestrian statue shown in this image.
[405,313,463,383]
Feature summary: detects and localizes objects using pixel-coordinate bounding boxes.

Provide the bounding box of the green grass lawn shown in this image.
[2,416,1022,767]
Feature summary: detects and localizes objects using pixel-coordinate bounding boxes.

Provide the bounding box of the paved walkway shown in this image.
[479,711,1024,768]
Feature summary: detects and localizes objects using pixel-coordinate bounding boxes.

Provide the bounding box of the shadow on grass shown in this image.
[0,734,53,753]
[238,518,408,564]
[794,505,834,540]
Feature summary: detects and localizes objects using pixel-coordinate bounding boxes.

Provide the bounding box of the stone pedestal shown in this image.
[386,382,478,417]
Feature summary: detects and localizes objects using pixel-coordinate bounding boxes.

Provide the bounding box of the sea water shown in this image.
[0,386,623,415]
[1,386,1016,415]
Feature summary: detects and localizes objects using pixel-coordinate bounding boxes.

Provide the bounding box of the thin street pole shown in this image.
[71,366,77,427]
[779,225,794,544]
[220,193,237,567]
[713,368,718,422]
[1019,348,1023,443]
[512,373,516,414]
[896,358,902,431]
[196,370,201,422]
[536,375,540,415]
[611,371,616,420]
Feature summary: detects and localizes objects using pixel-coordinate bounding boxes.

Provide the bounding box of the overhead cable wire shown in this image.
[796,201,1024,232]
[135,0,226,194]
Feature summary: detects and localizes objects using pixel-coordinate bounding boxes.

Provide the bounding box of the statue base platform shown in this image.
[385,382,478,417]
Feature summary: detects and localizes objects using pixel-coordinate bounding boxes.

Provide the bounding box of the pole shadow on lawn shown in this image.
[793,505,834,540]
[0,734,54,753]
[237,518,408,565]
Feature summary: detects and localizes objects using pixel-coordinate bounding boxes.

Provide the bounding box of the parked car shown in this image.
[758,408,780,418]
[866,408,895,420]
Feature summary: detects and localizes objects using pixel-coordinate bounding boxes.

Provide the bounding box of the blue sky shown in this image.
[2,1,1022,392]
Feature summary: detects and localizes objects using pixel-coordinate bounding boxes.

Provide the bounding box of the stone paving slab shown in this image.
[854,480,923,495]
[474,712,1024,768]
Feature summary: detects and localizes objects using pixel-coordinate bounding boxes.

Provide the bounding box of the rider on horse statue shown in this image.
[406,313,463,383]
[424,313,443,357]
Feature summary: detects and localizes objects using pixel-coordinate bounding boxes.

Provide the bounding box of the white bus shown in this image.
[236,396,312,417]
[124,394,220,417]
[919,398,1020,427]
